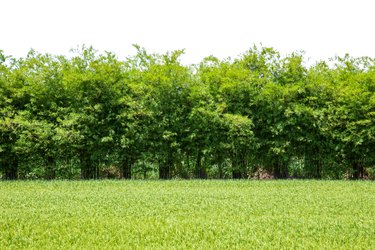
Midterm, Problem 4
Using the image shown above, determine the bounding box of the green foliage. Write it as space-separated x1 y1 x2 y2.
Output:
1 45 375 179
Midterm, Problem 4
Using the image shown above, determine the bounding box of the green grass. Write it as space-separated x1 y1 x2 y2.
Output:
1 180 374 249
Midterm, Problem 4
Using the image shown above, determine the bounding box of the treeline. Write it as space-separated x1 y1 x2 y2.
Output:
1 45 375 180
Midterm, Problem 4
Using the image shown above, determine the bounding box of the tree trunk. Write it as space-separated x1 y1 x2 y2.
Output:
159 152 172 179
273 163 280 179
195 150 207 179
120 158 132 179
281 163 288 178
273 162 288 179
350 162 363 180
159 163 170 179
80 151 96 179
218 162 224 179
216 154 225 179
312 154 322 179
315 158 322 179
45 156 56 180
304 148 323 179
3 155 18 180
232 158 242 179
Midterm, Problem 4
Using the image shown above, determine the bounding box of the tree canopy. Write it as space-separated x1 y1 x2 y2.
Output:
1 46 375 180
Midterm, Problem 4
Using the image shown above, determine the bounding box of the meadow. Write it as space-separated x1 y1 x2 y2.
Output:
0 180 374 249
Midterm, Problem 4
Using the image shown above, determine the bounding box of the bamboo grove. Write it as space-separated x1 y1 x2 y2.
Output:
1 45 375 180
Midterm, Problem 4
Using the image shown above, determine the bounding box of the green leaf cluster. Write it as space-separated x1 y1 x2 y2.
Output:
1 46 375 179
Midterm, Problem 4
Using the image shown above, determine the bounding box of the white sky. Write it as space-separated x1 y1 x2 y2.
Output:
2 0 375 65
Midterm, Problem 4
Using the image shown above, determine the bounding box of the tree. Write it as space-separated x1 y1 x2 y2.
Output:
129 46 193 179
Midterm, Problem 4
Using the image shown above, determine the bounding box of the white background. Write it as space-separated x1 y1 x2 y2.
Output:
2 0 375 65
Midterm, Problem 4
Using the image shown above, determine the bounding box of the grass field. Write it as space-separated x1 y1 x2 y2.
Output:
0 180 374 249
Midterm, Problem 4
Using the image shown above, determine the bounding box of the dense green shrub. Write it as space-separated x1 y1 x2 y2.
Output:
1 46 375 179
